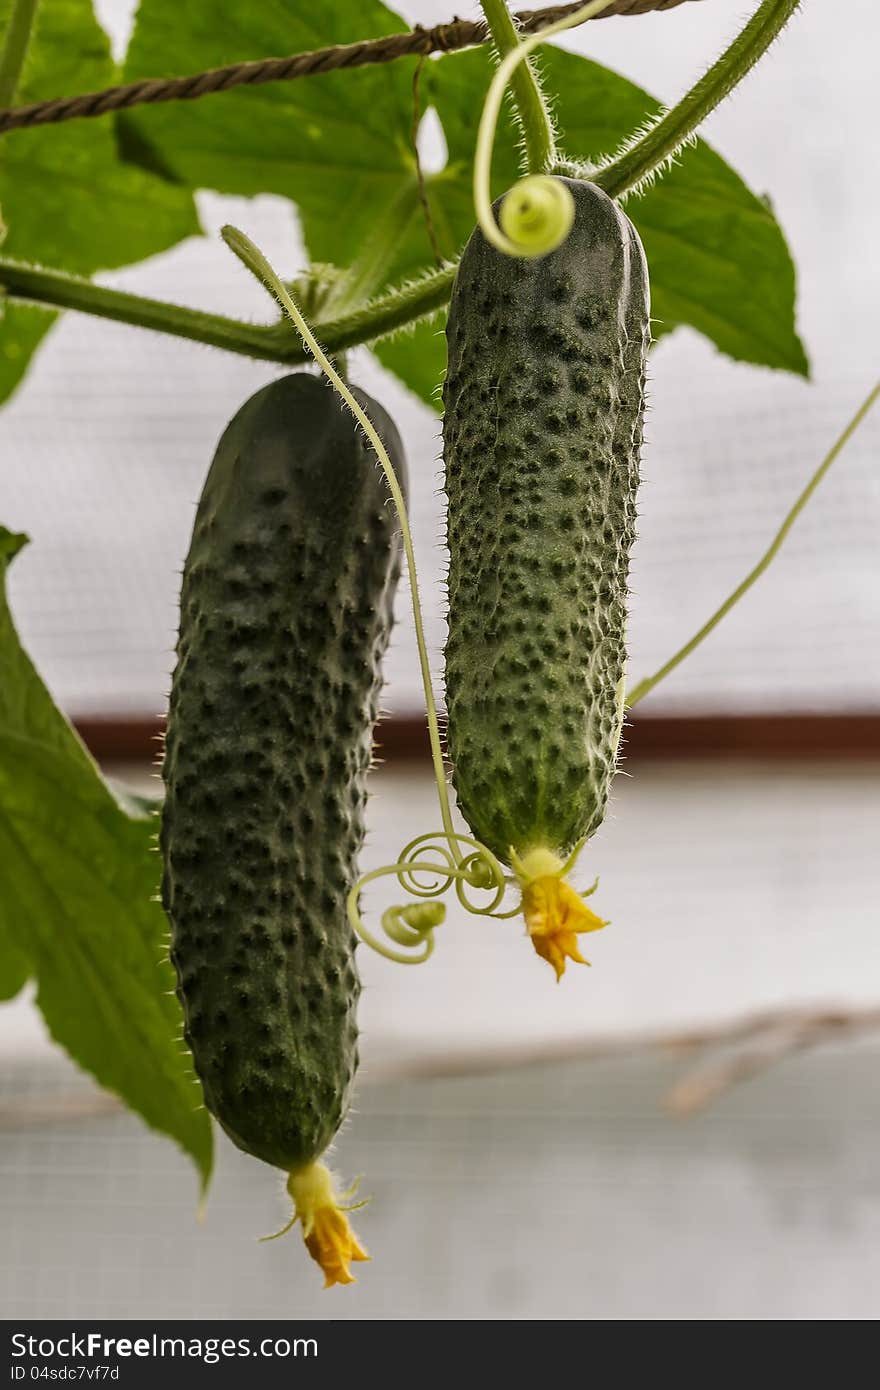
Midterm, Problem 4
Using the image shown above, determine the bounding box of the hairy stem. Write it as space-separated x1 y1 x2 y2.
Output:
594 0 802 200
480 0 556 173
626 381 880 708
0 255 455 364
0 0 40 106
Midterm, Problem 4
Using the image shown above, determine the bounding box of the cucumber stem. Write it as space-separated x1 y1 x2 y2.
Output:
0 0 40 107
626 380 880 708
479 0 557 175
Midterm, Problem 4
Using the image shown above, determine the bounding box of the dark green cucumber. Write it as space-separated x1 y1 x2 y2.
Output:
161 373 406 1172
443 178 649 865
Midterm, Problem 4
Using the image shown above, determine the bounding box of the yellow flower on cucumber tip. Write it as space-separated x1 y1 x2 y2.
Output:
263 1161 369 1288
512 846 607 982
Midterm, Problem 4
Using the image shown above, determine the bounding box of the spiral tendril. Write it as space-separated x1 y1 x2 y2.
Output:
498 175 575 256
347 830 520 964
473 0 613 258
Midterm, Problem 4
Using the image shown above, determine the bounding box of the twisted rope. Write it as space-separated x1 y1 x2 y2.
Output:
0 0 700 135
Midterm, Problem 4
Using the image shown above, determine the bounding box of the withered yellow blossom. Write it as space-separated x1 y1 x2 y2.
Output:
264 1161 369 1288
513 847 607 981
288 1163 368 1287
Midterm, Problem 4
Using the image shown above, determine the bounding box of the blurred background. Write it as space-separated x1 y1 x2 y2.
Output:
1 0 879 1319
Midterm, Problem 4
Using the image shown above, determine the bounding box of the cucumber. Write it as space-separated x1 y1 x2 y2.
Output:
161 372 405 1186
443 178 649 868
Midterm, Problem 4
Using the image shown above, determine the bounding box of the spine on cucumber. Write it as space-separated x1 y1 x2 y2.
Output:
161 372 406 1175
443 178 649 865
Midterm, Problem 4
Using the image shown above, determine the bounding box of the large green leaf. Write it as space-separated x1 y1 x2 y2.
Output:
119 0 437 285
118 0 528 376
0 0 200 402
537 45 808 376
0 528 212 1188
119 3 806 404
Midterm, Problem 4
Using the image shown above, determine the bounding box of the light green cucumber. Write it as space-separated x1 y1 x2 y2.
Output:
443 177 649 865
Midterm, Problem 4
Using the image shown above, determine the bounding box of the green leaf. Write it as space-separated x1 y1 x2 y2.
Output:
118 1 510 402
116 0 527 408
0 0 200 403
0 301 53 412
119 7 805 401
119 1 436 289
538 46 809 376
0 528 212 1189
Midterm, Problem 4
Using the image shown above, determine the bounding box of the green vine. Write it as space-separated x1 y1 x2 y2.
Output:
479 0 557 174
0 0 40 106
0 255 455 365
474 1 612 257
626 380 880 707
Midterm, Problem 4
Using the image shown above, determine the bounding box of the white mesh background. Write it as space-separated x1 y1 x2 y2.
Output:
2 1040 880 1320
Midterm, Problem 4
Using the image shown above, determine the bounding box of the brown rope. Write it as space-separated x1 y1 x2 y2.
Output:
0 0 699 136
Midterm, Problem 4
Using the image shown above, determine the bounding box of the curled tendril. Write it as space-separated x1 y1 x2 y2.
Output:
498 175 575 257
348 831 519 965
473 0 612 258
394 834 459 898
378 903 445 964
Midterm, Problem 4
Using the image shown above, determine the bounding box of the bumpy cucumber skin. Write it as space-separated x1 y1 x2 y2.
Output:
443 179 649 864
161 374 406 1172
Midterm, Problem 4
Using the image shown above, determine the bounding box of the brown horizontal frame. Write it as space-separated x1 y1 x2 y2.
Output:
74 712 880 766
